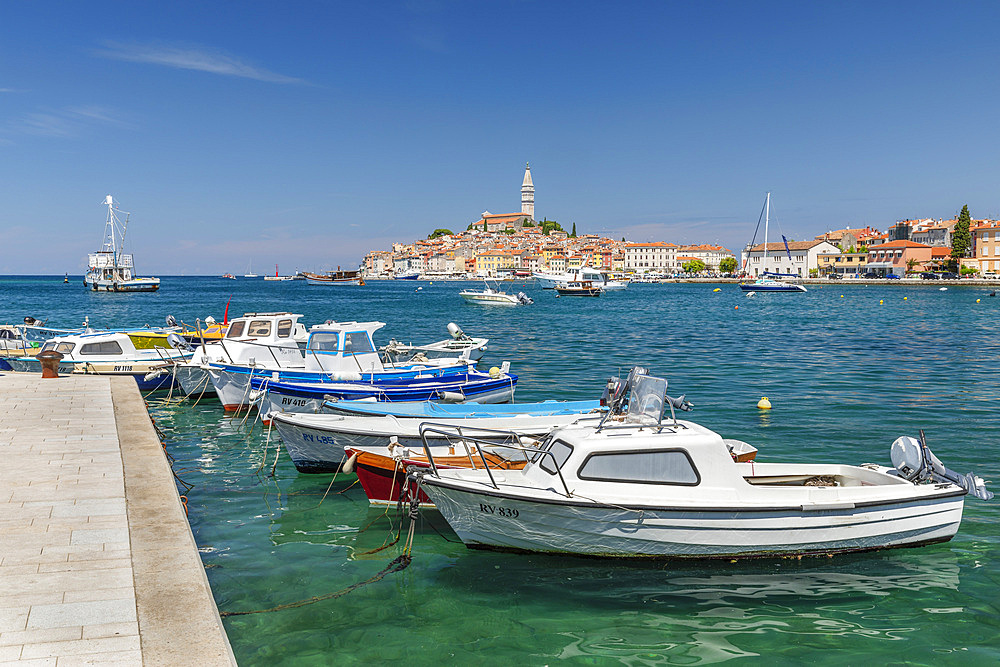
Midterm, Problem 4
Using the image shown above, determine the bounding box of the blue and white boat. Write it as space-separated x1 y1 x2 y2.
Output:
256 369 517 420
202 320 478 411
323 398 602 418
739 275 808 293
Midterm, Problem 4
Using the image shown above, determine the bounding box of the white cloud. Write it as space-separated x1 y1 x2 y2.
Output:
8 106 123 138
96 41 308 85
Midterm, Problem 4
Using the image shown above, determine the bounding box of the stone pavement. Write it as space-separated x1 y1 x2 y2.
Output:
0 373 235 665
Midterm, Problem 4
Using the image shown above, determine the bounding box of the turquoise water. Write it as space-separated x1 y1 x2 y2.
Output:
2 276 999 664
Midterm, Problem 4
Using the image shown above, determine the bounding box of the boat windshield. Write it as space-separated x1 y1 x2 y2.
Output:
41 342 76 355
343 331 375 355
226 321 246 338
626 375 668 426
276 319 293 338
247 320 271 337
307 332 341 352
79 341 123 356
537 439 573 475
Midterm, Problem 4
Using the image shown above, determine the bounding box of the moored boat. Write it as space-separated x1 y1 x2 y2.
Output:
303 268 365 286
379 323 488 364
84 195 160 292
555 280 602 296
459 281 532 305
411 368 992 559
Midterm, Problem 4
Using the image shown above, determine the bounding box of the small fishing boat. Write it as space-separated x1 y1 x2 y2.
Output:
534 267 626 290
221 274 236 280
394 270 420 280
379 323 488 364
7 330 191 390
303 268 365 286
459 281 532 305
323 398 603 418
272 409 586 473
256 368 517 421
555 280 602 296
346 441 530 506
411 368 992 559
84 195 160 292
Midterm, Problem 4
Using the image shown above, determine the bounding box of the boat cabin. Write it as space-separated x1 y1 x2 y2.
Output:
193 313 306 366
37 331 188 363
303 321 388 373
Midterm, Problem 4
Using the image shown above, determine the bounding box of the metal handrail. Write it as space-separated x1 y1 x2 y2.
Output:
417 424 571 496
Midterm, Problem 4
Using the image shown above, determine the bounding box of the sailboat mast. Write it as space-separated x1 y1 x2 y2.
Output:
763 192 770 276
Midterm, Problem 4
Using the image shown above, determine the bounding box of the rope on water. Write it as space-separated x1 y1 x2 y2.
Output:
218 554 412 617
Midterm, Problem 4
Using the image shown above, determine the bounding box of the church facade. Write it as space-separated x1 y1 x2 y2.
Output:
471 163 536 231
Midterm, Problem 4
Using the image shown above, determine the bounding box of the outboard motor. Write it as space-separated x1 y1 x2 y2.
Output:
517 292 534 305
165 314 178 328
447 322 467 340
890 431 994 501
166 333 194 351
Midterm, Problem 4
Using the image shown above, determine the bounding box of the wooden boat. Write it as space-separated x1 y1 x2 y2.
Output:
346 442 529 506
555 280 602 296
303 269 365 286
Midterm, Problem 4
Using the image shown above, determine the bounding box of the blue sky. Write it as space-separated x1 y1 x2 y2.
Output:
3 1 1000 274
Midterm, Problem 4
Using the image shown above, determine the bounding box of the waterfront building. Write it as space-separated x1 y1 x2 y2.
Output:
816 251 869 276
971 221 1000 274
675 244 735 270
624 242 679 274
814 227 878 250
741 240 838 277
864 240 933 277
911 220 955 247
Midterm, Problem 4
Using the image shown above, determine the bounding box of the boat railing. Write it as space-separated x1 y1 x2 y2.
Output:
417 424 572 495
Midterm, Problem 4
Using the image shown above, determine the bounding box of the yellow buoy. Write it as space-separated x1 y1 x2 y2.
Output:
977 298 981 303
879 300 883 305
903 296 907 300
489 366 501 378
757 397 772 410
713 288 721 292
840 295 844 298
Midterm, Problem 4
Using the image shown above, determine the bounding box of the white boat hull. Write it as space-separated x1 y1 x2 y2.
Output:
173 364 215 397
421 479 965 558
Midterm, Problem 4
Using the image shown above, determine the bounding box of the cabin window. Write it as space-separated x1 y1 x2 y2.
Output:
79 341 123 356
538 439 573 475
276 320 293 338
247 320 271 337
343 331 375 355
0 329 15 340
42 342 76 355
226 321 246 338
308 332 341 352
578 449 700 486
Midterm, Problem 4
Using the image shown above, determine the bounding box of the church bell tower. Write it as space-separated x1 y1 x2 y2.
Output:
521 162 534 220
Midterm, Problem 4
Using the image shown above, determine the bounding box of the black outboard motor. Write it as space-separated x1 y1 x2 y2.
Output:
890 430 994 501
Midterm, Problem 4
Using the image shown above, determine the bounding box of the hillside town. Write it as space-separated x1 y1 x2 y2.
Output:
360 165 997 280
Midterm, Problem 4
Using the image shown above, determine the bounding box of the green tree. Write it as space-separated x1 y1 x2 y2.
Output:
483 220 488 232
522 219 534 227
428 228 453 239
719 257 737 274
905 258 919 275
570 222 577 237
682 259 706 273
541 219 564 235
952 204 972 260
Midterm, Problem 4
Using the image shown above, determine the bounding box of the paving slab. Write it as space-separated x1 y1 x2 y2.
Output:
0 374 235 665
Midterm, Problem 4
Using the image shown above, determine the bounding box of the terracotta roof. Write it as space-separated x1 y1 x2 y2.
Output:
930 247 952 258
625 242 678 248
748 240 831 252
869 240 931 249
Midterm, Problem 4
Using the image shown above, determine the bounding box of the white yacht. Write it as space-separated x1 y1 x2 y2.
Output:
459 281 532 305
533 267 626 290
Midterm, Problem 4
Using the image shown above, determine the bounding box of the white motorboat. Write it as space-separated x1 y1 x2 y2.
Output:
459 281 532 305
172 313 308 397
380 322 487 364
533 267 626 290
271 410 600 473
84 195 160 292
412 369 992 559
7 330 190 390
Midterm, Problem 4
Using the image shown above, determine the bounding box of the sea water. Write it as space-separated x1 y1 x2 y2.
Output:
2 276 998 664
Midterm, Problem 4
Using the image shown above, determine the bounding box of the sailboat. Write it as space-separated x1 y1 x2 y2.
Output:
739 193 807 293
84 195 160 292
244 260 258 278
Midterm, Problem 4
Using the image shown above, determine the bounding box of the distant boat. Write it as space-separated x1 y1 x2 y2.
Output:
221 273 236 280
244 260 258 278
303 268 365 286
555 280 602 296
394 269 420 280
459 280 532 305
739 193 807 293
265 264 294 281
84 195 160 292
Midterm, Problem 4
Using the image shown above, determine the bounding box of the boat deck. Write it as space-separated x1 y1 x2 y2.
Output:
0 373 234 664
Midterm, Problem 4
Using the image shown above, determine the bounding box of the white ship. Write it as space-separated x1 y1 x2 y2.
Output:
84 195 160 292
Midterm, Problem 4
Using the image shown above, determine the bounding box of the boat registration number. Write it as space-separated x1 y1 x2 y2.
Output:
302 433 336 445
479 503 519 518
114 365 133 372
281 398 308 407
